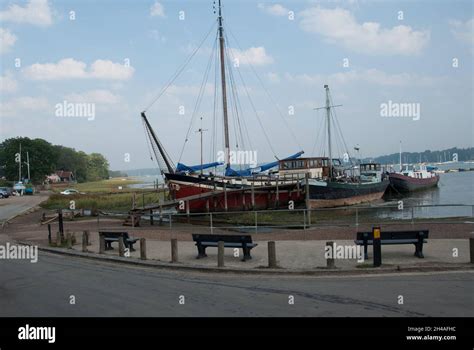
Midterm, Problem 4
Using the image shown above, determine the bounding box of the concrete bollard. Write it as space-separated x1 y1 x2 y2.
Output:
217 241 225 267
140 238 147 260
171 238 178 263
118 236 125 257
470 234 474 264
326 241 335 269
99 233 105 254
82 231 88 252
56 231 62 247
268 241 277 268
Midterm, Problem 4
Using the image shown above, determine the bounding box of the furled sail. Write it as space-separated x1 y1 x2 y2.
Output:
176 162 223 173
225 151 304 177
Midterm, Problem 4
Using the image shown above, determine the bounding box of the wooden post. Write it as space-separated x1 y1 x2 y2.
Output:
58 209 64 240
118 236 125 257
82 231 88 252
305 173 310 210
150 209 154 226
47 224 52 245
140 238 147 260
268 241 277 268
326 241 335 269
217 241 225 267
66 231 72 249
171 238 178 263
56 231 61 247
99 233 105 254
159 205 163 225
210 213 214 234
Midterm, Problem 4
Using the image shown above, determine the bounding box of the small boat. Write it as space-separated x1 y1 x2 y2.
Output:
389 165 439 192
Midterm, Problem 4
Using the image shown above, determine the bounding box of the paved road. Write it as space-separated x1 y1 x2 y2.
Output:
0 194 47 223
0 251 472 317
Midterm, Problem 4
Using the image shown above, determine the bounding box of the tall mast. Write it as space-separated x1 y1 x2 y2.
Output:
217 0 231 169
325 85 332 177
195 116 208 175
18 143 21 182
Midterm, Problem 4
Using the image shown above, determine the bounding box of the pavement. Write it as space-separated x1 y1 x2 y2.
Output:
56 232 472 271
0 193 48 225
0 251 472 317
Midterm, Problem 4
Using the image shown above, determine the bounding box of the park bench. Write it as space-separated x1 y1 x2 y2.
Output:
192 234 257 261
99 231 138 251
355 229 429 259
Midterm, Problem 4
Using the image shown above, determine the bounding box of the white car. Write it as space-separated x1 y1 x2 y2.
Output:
60 189 84 195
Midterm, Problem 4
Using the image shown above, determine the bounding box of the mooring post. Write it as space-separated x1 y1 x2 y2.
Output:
268 241 277 268
47 224 52 245
217 241 225 267
118 236 125 257
56 231 61 247
326 241 335 269
99 233 105 254
82 231 88 252
140 238 147 260
171 238 178 263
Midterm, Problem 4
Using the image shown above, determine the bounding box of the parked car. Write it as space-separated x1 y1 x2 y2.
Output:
0 187 12 198
60 189 84 195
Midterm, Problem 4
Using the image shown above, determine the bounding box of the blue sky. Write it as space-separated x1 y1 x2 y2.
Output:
0 0 473 171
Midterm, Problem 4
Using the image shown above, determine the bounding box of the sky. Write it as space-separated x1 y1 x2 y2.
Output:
0 0 473 172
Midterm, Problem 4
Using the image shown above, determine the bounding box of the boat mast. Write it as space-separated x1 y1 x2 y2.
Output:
217 0 231 169
399 141 402 172
325 85 332 177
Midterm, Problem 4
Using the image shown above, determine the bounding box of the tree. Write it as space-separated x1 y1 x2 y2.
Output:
86 153 109 181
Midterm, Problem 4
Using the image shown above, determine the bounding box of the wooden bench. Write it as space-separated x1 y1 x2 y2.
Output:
99 231 138 251
192 234 257 261
355 230 429 259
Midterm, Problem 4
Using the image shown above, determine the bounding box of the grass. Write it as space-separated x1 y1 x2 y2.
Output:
42 178 167 212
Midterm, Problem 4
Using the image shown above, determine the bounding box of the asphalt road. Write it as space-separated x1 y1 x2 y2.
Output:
0 194 47 223
0 252 472 317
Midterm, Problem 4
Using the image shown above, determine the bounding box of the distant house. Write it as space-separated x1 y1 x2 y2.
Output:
46 171 75 183
56 170 75 182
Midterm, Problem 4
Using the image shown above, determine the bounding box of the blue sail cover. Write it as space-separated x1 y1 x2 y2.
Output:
176 161 223 173
225 151 304 177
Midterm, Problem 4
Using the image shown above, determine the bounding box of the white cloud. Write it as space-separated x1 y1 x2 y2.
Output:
150 2 165 17
285 69 441 87
64 90 120 104
0 72 18 93
22 58 135 80
449 18 474 51
0 28 17 54
267 72 281 83
258 3 289 17
229 47 274 66
299 7 430 55
0 0 53 27
0 96 50 117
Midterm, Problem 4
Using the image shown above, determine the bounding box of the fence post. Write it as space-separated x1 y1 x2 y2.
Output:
99 233 105 254
171 238 178 263
217 241 224 267
140 238 147 260
268 241 277 268
373 227 382 267
150 210 154 226
47 224 52 245
326 241 335 269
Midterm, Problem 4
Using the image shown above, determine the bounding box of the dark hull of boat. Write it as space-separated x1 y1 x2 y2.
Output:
308 179 389 208
388 173 439 192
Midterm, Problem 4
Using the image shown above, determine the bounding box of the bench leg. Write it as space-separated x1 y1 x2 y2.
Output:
196 244 207 259
414 242 424 258
242 247 252 261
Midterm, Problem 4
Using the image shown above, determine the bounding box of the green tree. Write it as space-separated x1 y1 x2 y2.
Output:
86 153 109 181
